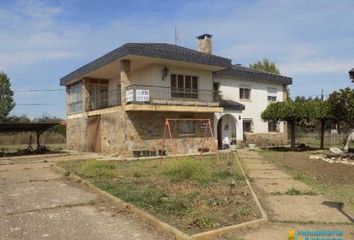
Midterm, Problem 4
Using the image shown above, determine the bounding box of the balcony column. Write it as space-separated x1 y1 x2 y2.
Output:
82 78 91 113
120 59 131 106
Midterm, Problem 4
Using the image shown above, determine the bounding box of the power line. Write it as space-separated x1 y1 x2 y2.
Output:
16 103 59 106
13 88 65 93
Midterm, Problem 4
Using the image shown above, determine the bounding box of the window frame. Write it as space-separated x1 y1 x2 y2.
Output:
268 120 279 132
170 74 199 99
242 118 253 133
239 86 251 100
267 87 278 102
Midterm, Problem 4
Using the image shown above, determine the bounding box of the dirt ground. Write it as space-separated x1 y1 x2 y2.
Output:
0 154 169 240
261 151 354 183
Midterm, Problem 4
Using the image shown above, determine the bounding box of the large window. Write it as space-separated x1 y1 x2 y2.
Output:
268 120 278 132
240 87 251 100
171 74 198 99
178 121 195 135
67 82 83 114
243 119 253 133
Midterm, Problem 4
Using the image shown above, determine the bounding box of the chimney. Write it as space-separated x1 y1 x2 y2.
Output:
196 34 213 55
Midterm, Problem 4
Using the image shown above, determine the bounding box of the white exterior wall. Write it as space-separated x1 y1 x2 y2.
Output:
214 77 286 134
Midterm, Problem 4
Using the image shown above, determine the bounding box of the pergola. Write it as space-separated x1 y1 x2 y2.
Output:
0 122 61 149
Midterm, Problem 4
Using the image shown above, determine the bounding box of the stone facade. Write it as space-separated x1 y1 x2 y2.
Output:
66 116 88 152
244 132 288 146
67 110 216 157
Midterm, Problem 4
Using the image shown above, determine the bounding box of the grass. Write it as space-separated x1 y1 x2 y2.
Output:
58 153 261 234
259 150 354 214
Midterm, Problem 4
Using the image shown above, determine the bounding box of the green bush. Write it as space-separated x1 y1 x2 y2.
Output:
78 160 115 178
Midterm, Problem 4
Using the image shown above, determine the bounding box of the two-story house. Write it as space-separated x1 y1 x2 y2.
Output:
60 34 292 156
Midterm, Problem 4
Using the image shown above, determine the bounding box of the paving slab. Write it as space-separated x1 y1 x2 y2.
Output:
0 205 168 240
266 195 351 223
0 168 62 184
253 178 313 194
244 163 278 170
0 180 97 214
247 169 291 179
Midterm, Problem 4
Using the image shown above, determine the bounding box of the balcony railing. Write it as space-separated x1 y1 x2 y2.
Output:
90 88 121 111
125 84 220 106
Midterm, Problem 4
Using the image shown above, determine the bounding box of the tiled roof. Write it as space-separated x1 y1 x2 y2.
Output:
60 43 231 85
213 64 292 85
220 99 245 110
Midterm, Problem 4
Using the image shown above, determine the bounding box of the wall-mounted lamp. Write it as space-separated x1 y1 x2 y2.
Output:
161 66 169 80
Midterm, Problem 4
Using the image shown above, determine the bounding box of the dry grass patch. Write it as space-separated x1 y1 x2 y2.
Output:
58 153 261 234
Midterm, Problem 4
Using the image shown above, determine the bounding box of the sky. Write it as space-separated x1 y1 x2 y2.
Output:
1 0 354 119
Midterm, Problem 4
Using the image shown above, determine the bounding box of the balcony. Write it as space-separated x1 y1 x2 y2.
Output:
124 84 223 112
90 88 121 111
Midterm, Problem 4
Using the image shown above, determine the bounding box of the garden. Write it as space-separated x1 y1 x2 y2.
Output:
58 153 262 234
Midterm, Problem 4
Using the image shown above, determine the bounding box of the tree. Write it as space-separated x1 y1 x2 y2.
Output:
0 72 15 121
249 58 280 74
305 100 332 149
261 101 307 151
327 88 354 131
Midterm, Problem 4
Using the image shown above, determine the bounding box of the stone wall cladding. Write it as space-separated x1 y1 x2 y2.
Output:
100 110 216 157
244 133 288 146
66 117 88 152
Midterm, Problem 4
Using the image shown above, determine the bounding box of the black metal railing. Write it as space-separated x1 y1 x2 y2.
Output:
125 84 220 106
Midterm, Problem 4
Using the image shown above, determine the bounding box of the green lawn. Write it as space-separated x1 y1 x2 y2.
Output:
58 153 261 234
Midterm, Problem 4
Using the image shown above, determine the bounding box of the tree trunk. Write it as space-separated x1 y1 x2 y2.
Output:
320 119 325 149
290 121 296 151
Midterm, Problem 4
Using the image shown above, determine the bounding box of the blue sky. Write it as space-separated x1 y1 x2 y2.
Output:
1 0 354 119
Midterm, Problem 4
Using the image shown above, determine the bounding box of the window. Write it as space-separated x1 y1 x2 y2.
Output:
240 87 251 100
178 121 195 135
268 120 278 132
90 84 109 110
67 81 83 114
243 119 253 132
267 87 277 102
171 74 198 99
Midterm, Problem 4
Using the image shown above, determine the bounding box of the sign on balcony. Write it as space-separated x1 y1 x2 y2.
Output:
136 89 150 102
126 89 134 103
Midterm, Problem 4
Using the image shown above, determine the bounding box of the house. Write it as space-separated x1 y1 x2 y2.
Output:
60 34 292 156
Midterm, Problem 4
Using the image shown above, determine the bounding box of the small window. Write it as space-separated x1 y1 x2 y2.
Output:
268 121 278 132
267 96 277 102
240 88 251 100
267 88 277 102
243 119 253 132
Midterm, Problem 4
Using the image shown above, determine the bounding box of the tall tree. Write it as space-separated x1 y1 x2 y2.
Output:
0 71 15 121
249 58 280 74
